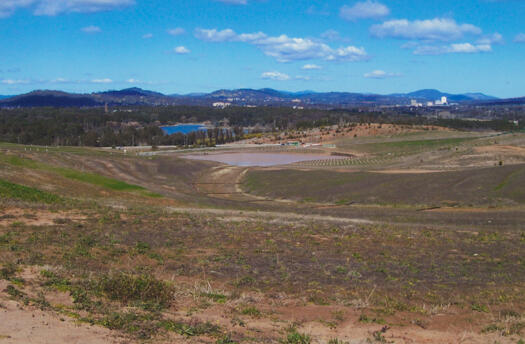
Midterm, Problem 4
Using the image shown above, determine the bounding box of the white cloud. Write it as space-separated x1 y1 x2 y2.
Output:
91 78 113 83
320 29 342 41
261 71 290 81
167 28 185 36
371 18 481 41
364 70 400 79
126 78 139 83
215 0 247 4
142 33 153 39
0 0 34 18
174 46 190 54
327 46 368 61
0 0 134 17
302 64 322 70
36 0 134 16
414 43 492 55
306 4 330 16
294 75 311 81
195 28 369 62
50 78 70 83
81 25 101 33
340 1 389 21
195 28 238 42
1 79 30 85
477 32 503 45
514 33 525 43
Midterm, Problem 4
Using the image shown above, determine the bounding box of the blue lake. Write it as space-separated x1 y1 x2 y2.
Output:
161 124 208 135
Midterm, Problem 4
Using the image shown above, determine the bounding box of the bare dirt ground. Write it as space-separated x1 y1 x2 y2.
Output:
475 145 525 155
0 282 122 344
242 124 448 145
0 265 518 344
1 132 525 344
0 208 87 226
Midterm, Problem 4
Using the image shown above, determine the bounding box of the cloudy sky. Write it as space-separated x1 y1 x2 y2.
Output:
1 0 524 97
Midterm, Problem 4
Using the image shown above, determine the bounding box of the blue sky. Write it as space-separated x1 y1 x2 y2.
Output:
0 0 524 97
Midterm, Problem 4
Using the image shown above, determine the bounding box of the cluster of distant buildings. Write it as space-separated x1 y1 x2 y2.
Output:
410 96 448 107
212 99 304 109
212 102 232 109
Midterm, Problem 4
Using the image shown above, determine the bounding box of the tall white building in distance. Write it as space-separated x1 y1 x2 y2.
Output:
434 96 448 106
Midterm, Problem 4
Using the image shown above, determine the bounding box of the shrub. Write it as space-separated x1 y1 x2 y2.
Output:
98 273 174 308
0 263 17 280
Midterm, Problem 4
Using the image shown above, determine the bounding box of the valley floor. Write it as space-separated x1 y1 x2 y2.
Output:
1 127 524 343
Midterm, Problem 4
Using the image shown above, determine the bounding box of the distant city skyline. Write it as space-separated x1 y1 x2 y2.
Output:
1 0 524 97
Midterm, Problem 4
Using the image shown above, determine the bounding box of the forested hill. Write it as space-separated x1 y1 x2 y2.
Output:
0 106 521 148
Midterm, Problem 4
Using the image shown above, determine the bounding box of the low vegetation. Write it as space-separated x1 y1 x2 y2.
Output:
0 179 61 204
1 130 524 343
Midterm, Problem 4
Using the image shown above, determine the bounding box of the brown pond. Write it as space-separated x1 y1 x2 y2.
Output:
183 153 344 167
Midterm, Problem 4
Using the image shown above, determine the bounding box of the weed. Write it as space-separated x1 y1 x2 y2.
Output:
241 306 261 317
234 276 255 287
4 285 25 299
501 309 521 318
471 303 489 313
335 266 348 274
135 242 150 254
332 310 345 322
0 263 17 280
359 314 385 325
509 323 525 336
160 320 221 337
282 330 311 344
40 270 71 291
482 322 525 336
202 292 227 303
99 312 158 339
370 326 391 343
328 339 348 344
34 291 51 310
482 324 505 334
216 334 239 344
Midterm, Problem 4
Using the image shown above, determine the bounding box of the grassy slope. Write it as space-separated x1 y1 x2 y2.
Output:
243 164 525 207
0 154 161 197
0 179 62 204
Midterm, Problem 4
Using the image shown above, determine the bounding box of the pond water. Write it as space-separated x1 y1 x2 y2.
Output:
183 153 344 167
161 124 207 135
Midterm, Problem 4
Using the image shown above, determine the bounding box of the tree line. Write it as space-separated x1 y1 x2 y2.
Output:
0 105 523 147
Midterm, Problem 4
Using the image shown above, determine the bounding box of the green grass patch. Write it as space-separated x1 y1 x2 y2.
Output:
57 168 143 192
0 154 160 197
352 137 476 155
202 292 228 303
494 167 525 191
377 137 471 148
0 179 62 204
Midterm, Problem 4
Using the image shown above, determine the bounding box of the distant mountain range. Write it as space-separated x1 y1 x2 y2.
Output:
0 87 514 109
